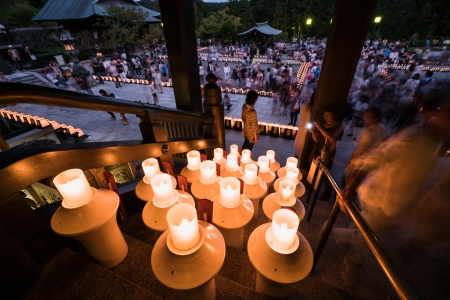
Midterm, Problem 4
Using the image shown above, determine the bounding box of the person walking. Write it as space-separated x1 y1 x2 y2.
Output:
107 59 121 88
288 90 301 126
109 93 129 125
153 69 163 93
241 90 260 151
99 89 116 120
90 59 104 84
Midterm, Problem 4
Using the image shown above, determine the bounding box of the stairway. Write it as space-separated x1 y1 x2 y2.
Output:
9 72 56 88
22 196 373 300
29 158 450 300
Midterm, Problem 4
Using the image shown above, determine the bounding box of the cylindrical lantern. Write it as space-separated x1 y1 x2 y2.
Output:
286 157 298 169
226 153 239 171
230 144 239 156
266 150 276 163
243 163 258 184
285 166 299 183
219 177 241 208
276 179 296 206
166 203 200 250
241 149 252 164
142 158 160 183
151 174 177 207
213 148 225 163
258 156 270 173
269 209 300 253
187 150 201 170
199 160 217 184
54 169 93 208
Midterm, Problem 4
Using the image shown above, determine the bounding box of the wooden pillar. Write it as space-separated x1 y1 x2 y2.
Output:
159 0 203 113
299 0 377 170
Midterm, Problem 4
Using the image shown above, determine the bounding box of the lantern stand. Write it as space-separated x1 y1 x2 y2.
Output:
262 179 305 222
247 223 313 298
191 161 221 201
273 178 306 198
242 164 268 219
141 174 195 232
212 177 254 251
51 169 128 268
151 205 226 300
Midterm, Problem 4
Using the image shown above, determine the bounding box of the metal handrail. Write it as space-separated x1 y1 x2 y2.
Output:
313 158 423 300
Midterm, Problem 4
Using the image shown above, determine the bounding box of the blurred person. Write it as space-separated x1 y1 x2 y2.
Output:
116 59 126 82
417 70 435 94
278 81 291 116
0 72 11 81
309 107 343 200
109 93 129 125
90 59 104 84
223 63 230 82
343 107 386 188
223 93 232 110
294 86 316 158
7 45 23 71
288 90 301 126
333 97 450 266
241 90 260 151
149 82 158 104
160 61 167 82
347 95 369 137
153 69 163 93
99 89 116 120
107 59 121 88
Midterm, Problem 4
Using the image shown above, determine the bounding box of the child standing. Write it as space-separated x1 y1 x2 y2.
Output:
150 83 158 105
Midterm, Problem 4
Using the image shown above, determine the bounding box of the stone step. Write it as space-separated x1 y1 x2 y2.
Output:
117 212 360 299
21 248 162 300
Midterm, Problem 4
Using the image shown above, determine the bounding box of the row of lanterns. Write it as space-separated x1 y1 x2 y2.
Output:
295 62 310 90
200 52 303 62
424 61 450 66
50 146 312 299
0 109 87 139
392 65 450 72
224 116 299 139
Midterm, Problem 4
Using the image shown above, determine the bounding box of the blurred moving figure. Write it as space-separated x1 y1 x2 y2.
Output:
332 97 450 267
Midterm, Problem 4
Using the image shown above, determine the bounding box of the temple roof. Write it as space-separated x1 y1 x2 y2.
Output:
237 21 282 37
32 0 160 23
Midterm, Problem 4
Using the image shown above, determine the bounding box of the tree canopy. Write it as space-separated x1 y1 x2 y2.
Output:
198 7 241 43
95 4 150 55
0 0 50 28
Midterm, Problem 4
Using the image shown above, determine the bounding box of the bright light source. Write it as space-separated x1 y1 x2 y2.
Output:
306 18 312 25
374 16 381 23
306 122 313 129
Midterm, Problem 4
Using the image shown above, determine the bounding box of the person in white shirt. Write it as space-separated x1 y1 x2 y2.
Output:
199 65 205 85
223 63 230 82
149 83 158 104
153 69 162 93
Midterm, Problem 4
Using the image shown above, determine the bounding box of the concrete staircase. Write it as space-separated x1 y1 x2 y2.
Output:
8 71 57 88
21 196 378 300
19 175 450 299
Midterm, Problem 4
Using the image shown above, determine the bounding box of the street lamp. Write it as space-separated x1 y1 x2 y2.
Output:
372 16 382 39
306 18 312 38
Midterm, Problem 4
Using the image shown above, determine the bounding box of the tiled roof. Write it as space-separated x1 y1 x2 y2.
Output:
237 21 282 37
32 0 160 22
